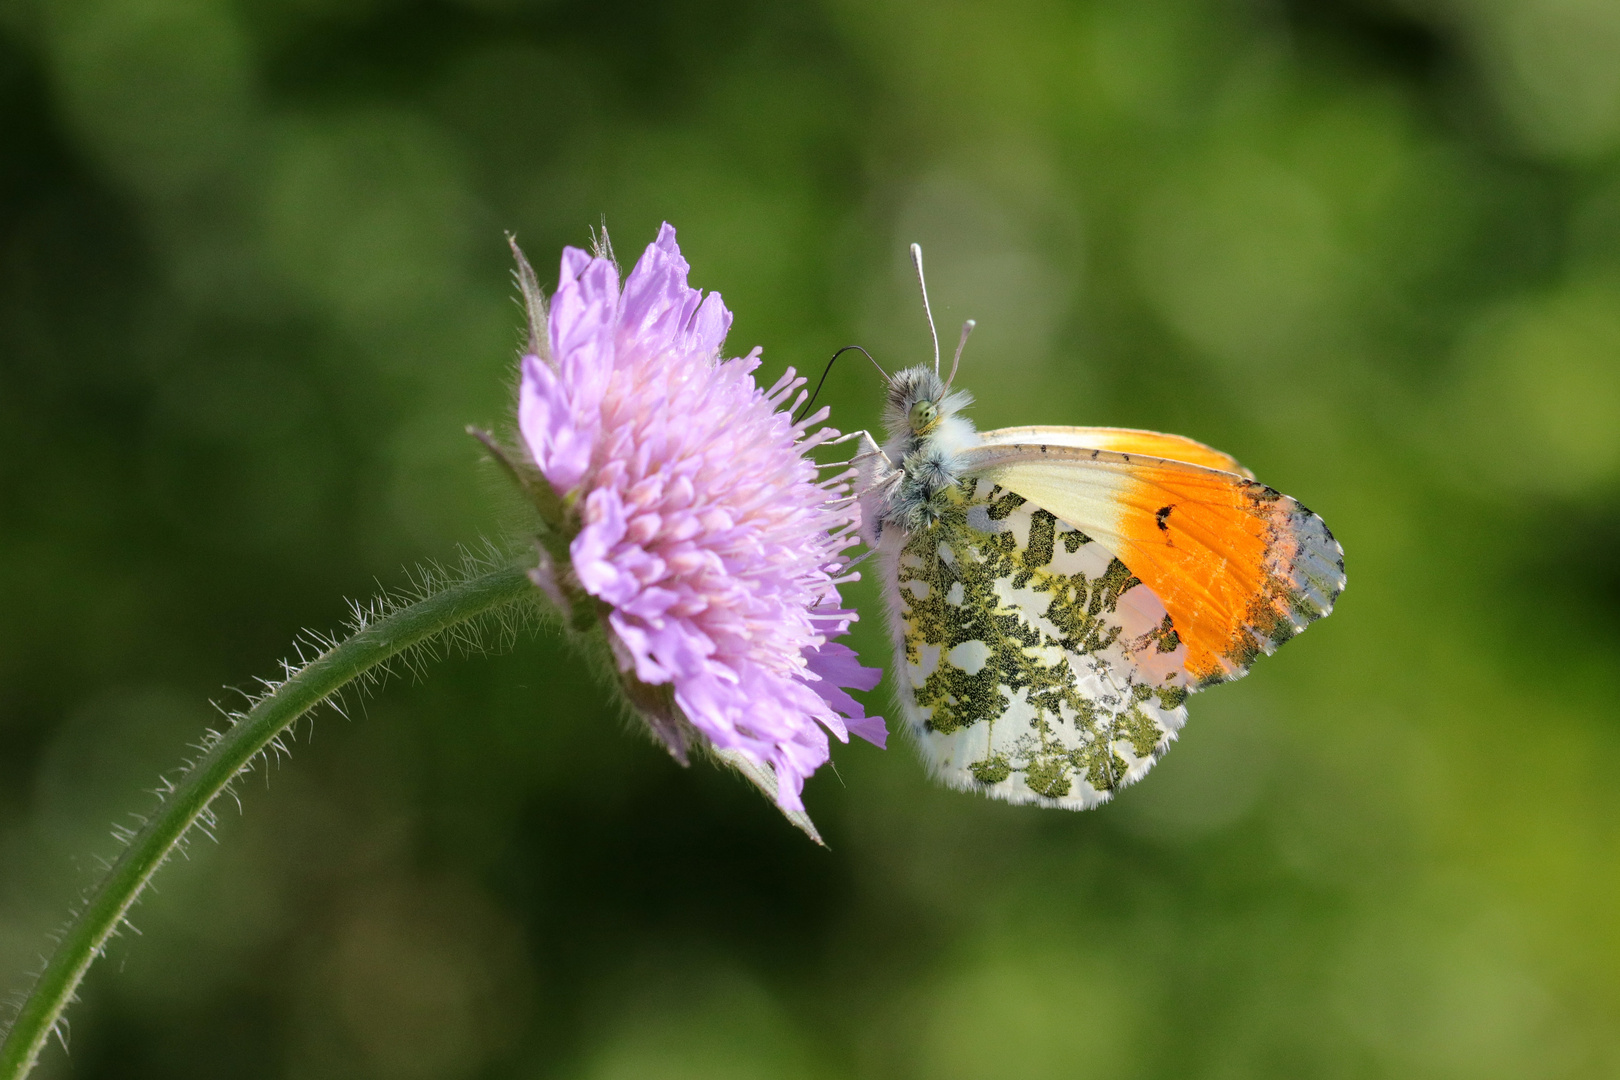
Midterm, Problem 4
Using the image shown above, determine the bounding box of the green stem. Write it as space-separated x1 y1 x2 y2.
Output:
0 561 536 1080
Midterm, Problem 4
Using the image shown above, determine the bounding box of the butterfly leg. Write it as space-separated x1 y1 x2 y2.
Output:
843 431 903 546
823 428 890 462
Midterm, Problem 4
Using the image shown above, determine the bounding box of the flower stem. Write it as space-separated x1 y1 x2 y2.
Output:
0 560 536 1080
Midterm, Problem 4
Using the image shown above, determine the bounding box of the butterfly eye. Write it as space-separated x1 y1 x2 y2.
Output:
908 400 939 432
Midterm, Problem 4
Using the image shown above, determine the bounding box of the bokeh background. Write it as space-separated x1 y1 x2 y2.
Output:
3 0 1620 1075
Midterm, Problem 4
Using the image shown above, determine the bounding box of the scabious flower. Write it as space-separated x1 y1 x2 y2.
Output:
517 223 883 814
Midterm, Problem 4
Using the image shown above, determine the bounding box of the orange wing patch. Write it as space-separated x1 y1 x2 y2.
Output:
1110 464 1339 683
964 445 1344 686
977 426 1254 477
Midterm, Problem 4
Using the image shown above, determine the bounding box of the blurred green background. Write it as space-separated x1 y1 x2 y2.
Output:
3 0 1619 1076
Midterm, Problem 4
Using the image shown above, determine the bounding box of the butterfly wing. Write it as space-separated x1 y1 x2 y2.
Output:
878 477 1194 809
977 425 1255 477
959 442 1345 686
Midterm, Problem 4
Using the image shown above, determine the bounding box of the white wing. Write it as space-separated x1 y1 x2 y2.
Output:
878 476 1191 809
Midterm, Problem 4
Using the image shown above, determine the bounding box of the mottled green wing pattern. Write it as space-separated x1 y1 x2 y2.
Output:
883 477 1193 808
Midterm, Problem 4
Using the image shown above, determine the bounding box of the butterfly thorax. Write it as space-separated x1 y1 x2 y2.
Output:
874 365 979 534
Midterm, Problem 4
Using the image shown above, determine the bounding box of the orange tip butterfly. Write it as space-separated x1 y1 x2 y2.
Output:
848 244 1345 809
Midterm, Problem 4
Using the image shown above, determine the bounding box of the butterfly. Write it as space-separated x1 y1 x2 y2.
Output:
850 246 1345 809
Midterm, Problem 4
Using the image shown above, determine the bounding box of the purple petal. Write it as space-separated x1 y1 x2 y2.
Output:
611 610 714 686
538 248 619 492
558 245 592 281
843 715 888 749
571 489 634 602
803 640 886 748
519 354 592 493
673 668 832 814
551 248 619 371
684 290 733 357
806 639 882 693
618 223 731 361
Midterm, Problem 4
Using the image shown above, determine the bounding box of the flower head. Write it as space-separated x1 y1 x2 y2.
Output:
517 224 882 815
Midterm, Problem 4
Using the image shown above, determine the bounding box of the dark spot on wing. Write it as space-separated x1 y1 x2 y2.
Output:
1155 505 1173 531
986 489 1027 521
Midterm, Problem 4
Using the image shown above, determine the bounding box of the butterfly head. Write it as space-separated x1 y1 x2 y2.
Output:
888 245 978 447
884 366 964 434
908 397 939 433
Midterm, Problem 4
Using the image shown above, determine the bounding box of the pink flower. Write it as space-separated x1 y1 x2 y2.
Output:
518 223 883 814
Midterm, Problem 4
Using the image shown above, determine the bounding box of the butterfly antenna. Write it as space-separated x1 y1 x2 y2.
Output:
910 243 941 376
943 319 975 394
794 345 891 423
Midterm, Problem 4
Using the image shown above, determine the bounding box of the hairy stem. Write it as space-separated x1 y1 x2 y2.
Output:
0 560 536 1080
